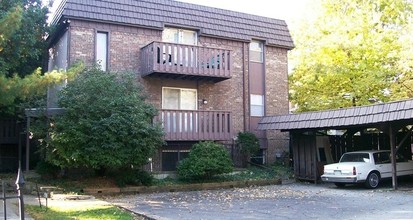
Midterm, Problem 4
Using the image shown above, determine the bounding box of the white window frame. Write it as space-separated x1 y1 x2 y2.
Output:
162 87 198 110
250 94 264 117
162 27 198 45
96 31 108 71
249 40 263 63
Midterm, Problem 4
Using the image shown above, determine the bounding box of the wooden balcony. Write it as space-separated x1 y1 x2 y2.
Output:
155 109 232 141
140 42 231 83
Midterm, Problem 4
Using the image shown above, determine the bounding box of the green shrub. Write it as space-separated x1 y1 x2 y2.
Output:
35 161 61 178
236 132 260 155
271 163 294 179
114 169 153 187
177 141 233 180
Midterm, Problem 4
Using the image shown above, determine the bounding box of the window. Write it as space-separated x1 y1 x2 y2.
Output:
162 149 190 171
340 153 370 163
374 153 390 164
162 87 197 110
96 32 108 71
251 94 264 117
249 40 263 63
162 28 197 67
162 27 197 45
251 149 266 165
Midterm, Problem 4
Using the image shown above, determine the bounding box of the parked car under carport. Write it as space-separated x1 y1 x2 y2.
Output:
321 150 413 188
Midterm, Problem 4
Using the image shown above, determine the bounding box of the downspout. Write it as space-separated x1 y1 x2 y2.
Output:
67 23 71 69
263 45 268 164
243 42 248 132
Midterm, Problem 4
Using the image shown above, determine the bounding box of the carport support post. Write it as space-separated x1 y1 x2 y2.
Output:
25 116 30 171
389 124 397 190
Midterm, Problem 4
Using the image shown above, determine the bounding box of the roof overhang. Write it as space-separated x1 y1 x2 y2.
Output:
258 99 413 132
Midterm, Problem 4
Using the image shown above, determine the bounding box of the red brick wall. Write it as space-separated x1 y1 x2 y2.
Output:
64 19 290 169
265 47 290 164
69 20 161 72
198 37 247 136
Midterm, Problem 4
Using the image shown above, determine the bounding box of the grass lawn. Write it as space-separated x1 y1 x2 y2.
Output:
26 204 143 220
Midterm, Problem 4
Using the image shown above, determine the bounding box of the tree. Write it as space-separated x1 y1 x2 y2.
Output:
289 0 413 112
177 141 233 180
46 67 164 171
0 5 22 51
0 64 84 116
0 0 51 77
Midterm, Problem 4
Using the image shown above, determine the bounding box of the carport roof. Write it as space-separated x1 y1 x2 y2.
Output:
258 99 413 131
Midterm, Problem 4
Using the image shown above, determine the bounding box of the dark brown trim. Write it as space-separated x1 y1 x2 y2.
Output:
67 25 71 68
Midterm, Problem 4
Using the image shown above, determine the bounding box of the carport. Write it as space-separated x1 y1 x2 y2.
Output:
258 99 413 189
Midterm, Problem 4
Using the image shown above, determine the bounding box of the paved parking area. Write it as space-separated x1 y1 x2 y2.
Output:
106 179 413 220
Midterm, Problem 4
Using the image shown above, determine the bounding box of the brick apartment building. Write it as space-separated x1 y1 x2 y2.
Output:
47 0 294 171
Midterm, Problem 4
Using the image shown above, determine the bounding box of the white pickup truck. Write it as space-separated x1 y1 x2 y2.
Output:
321 150 413 188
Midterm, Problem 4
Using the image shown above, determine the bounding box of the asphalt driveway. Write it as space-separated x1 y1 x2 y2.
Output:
106 179 413 220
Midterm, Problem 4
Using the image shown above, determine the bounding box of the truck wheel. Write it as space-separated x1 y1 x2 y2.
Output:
365 172 380 189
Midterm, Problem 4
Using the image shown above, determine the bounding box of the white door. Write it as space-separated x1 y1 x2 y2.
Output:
162 28 197 67
162 88 197 132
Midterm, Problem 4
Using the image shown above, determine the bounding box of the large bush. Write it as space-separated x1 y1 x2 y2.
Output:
45 67 164 171
177 141 233 180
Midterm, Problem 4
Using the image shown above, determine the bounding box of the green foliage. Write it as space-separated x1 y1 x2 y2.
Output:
0 63 84 115
271 163 294 179
0 0 52 77
0 0 65 116
0 5 22 50
177 141 233 180
114 169 153 187
236 132 260 155
289 0 413 112
35 160 61 178
46 67 165 170
26 204 136 220
228 167 277 181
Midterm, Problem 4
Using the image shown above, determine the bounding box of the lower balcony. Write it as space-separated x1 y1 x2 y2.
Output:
140 41 232 83
155 109 232 141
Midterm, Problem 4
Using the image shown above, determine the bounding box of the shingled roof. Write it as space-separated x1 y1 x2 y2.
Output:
51 0 294 49
258 99 413 131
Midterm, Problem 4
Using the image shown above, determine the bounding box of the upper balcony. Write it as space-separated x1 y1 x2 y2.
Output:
140 42 232 83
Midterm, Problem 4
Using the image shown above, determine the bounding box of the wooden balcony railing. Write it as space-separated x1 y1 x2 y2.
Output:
155 109 232 141
141 42 231 82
